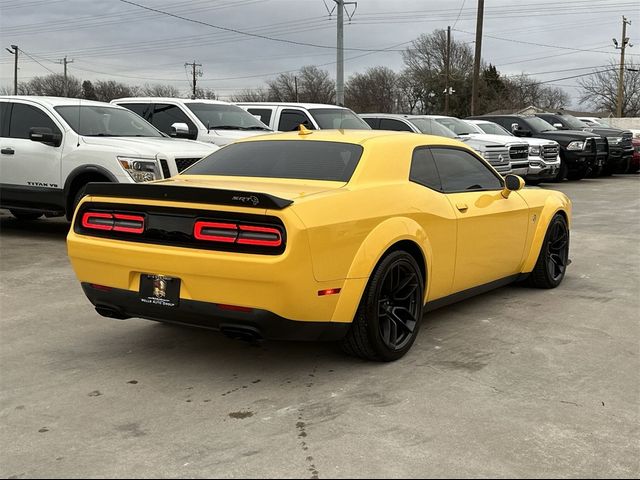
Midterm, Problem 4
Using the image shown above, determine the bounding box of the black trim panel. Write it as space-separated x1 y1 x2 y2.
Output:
81 283 349 342
84 182 294 210
0 184 65 212
425 274 526 312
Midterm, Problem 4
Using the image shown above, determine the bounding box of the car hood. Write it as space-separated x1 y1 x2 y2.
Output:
581 126 630 136
81 136 217 157
467 133 529 146
534 130 598 142
161 175 346 202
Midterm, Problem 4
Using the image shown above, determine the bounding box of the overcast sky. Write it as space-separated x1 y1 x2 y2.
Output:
1 0 638 107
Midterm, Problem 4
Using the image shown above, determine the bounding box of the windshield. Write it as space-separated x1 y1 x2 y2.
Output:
559 114 589 130
477 122 513 136
55 105 162 137
185 140 363 182
594 119 611 127
308 108 371 129
524 116 557 133
407 118 457 138
186 103 270 130
433 116 474 135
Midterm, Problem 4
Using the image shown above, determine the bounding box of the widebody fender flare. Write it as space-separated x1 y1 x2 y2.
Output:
521 193 572 273
330 217 432 323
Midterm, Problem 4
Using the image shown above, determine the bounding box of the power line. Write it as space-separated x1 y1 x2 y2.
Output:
451 0 466 29
18 48 57 75
117 0 405 53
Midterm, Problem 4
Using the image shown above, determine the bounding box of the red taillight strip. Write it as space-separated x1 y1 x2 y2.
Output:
237 225 282 247
113 213 145 234
81 211 145 234
194 221 238 243
82 212 113 231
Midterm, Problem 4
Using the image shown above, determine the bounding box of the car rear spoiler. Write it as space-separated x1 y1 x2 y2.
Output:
84 182 293 210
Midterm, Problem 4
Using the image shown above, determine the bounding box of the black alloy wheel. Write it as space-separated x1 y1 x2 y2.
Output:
528 214 570 289
342 250 424 361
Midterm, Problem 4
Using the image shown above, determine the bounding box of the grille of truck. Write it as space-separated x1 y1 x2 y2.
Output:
482 146 512 174
622 132 633 152
159 159 171 178
542 144 559 162
508 144 529 168
175 157 202 173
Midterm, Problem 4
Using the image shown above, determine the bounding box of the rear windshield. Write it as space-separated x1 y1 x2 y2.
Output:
184 140 363 182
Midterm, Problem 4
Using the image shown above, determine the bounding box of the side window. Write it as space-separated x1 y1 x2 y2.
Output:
410 147 441 191
150 103 195 136
9 103 60 139
246 108 272 126
362 117 380 129
0 102 8 136
431 147 502 192
119 103 150 120
278 109 314 131
380 118 413 132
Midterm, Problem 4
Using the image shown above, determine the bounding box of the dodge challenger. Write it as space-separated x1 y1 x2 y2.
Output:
67 129 571 361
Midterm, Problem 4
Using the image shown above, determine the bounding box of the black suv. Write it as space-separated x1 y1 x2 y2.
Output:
468 114 606 181
535 112 633 176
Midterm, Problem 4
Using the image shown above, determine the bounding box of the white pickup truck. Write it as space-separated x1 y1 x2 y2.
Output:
0 96 217 220
112 97 272 146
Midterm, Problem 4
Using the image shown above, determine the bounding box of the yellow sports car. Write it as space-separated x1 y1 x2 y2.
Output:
67 129 571 361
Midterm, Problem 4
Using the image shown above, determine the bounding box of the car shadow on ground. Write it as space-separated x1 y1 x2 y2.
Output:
0 215 70 240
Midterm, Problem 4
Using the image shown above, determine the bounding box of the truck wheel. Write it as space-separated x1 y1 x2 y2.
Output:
528 214 569 289
552 160 568 182
341 250 424 362
9 210 43 221
567 166 587 181
71 185 88 216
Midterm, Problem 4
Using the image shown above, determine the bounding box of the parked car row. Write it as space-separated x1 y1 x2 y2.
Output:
0 95 636 222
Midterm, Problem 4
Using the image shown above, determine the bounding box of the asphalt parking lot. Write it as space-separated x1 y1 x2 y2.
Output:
1 176 638 479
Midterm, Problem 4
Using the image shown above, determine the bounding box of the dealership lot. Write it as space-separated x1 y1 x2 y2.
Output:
0 176 638 478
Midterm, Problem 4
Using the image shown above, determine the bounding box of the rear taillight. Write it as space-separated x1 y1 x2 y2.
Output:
81 211 145 234
194 220 282 248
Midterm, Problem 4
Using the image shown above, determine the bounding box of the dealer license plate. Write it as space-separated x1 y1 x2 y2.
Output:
139 274 181 307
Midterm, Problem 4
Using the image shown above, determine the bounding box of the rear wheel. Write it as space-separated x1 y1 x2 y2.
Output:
341 250 424 361
528 214 570 289
9 209 43 221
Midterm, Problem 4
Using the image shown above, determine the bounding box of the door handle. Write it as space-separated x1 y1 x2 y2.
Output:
1 148 14 155
456 202 468 212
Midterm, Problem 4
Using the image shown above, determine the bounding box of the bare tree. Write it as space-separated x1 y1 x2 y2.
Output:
141 83 181 97
92 80 140 102
579 59 640 117
23 73 82 97
396 69 426 114
402 29 474 116
193 87 218 100
229 88 270 102
267 65 335 104
345 66 397 113
499 74 569 112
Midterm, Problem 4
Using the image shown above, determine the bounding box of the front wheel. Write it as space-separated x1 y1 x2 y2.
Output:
528 214 570 289
341 250 424 361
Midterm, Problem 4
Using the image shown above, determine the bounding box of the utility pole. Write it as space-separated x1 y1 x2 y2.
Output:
445 26 451 115
57 56 74 97
5 45 18 95
332 0 357 106
294 76 299 102
614 16 632 117
470 0 484 116
185 61 202 99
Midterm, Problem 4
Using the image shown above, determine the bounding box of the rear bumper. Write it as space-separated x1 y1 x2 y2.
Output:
82 283 349 341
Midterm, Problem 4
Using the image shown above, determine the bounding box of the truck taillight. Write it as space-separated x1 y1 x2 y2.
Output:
193 220 282 248
81 211 145 234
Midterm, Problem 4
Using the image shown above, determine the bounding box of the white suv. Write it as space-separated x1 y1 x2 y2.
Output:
112 97 272 146
0 96 217 220
237 102 371 131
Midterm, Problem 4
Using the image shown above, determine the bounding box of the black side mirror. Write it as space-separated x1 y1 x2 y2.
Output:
502 174 525 198
512 129 532 137
29 127 62 147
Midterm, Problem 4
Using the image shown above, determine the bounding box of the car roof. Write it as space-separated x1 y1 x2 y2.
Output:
112 97 233 105
359 113 412 120
0 95 124 109
236 128 464 148
237 102 351 110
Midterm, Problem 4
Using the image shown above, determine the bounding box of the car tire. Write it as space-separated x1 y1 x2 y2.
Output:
528 214 570 289
341 250 424 361
567 166 587 181
526 179 542 186
9 209 43 221
71 185 88 216
552 159 568 182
